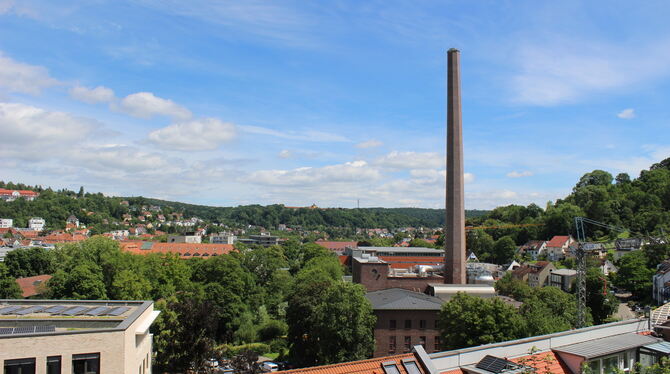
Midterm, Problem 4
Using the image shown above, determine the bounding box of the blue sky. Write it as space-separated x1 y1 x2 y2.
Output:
1 0 669 209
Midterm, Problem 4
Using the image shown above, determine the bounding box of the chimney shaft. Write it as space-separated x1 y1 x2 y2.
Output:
445 48 466 284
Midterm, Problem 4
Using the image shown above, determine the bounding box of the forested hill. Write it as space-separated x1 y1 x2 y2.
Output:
0 181 486 230
124 196 489 228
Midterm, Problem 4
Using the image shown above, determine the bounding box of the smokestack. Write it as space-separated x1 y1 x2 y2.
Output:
445 48 466 284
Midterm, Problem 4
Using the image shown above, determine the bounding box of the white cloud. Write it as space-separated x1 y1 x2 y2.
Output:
239 125 349 142
73 145 171 173
116 92 192 120
376 151 442 169
278 150 292 159
617 108 635 119
148 118 236 151
0 102 97 159
506 170 533 178
0 52 59 94
243 160 381 186
409 169 474 183
356 139 383 148
511 39 670 106
70 85 116 104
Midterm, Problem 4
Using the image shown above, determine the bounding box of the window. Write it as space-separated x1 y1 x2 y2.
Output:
419 320 426 329
603 356 619 374
382 364 400 374
389 336 396 353
434 319 439 329
402 360 422 374
389 319 397 329
47 356 61 374
404 336 411 352
419 336 426 348
72 353 100 374
404 319 411 329
4 358 36 374
434 336 441 351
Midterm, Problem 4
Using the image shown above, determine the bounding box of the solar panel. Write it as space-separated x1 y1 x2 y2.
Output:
106 306 130 316
0 327 13 335
34 325 56 333
85 306 111 316
43 305 67 314
0 306 23 315
476 356 510 373
13 326 36 334
15 306 46 315
61 306 88 316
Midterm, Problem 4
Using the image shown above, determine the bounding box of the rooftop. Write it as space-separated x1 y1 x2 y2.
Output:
366 288 444 311
281 353 423 374
552 332 659 359
0 299 154 338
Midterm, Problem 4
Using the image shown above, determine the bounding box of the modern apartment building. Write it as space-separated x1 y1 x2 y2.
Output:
0 299 160 374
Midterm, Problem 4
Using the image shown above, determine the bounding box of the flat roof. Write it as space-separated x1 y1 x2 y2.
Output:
0 299 152 338
366 288 443 311
359 247 444 253
552 333 659 359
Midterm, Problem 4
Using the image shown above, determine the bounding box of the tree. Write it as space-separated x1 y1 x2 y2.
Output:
466 230 495 262
111 269 152 300
493 236 517 264
586 268 618 324
46 263 108 300
4 247 56 278
0 262 22 299
438 293 525 350
495 273 533 301
520 287 577 336
613 251 654 300
574 170 613 190
287 281 375 366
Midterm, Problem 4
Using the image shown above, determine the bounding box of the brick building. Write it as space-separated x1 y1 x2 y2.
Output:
365 288 444 357
353 256 443 293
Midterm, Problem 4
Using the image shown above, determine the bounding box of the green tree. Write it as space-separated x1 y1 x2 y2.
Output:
495 273 533 301
111 269 152 300
46 263 108 300
520 287 577 336
0 262 22 299
613 251 654 300
586 268 618 324
493 236 517 264
4 247 56 278
466 230 495 262
438 293 525 350
287 282 375 367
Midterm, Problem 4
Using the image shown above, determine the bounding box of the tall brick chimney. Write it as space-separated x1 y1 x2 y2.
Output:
445 48 466 284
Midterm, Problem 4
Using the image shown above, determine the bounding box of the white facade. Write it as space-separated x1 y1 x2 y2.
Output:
0 219 12 229
28 217 45 231
0 300 159 374
210 233 236 244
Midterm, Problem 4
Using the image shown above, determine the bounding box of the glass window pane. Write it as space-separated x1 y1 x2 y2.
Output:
403 361 422 374
383 364 400 374
589 360 601 374
72 353 100 374
603 356 619 374
4 358 36 374
47 356 61 374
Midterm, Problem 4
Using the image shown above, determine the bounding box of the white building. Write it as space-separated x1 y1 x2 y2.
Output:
0 299 159 374
210 233 236 245
167 234 201 244
0 219 12 229
28 217 45 231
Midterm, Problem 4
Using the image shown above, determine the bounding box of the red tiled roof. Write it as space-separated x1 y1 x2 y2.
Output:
0 189 39 196
17 230 40 239
120 241 235 258
440 370 464 374
511 351 571 374
315 241 358 251
546 236 570 248
339 255 351 266
40 232 88 244
281 353 419 374
15 274 52 298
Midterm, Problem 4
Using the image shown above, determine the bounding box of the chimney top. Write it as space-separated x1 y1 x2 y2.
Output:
448 48 460 53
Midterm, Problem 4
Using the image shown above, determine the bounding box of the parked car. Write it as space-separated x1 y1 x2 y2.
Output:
262 362 279 372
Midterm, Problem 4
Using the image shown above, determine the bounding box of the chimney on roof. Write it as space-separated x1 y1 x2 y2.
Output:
444 48 466 284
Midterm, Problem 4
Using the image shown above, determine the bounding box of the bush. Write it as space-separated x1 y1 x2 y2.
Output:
258 320 288 342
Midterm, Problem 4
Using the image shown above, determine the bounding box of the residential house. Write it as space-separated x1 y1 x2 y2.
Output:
549 268 578 292
365 288 444 357
0 299 159 373
519 240 547 260
65 215 79 229
28 217 45 231
653 261 670 305
0 189 39 202
512 261 556 287
0 219 12 229
545 235 576 261
14 275 52 298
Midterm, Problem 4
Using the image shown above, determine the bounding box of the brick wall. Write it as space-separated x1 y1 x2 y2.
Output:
372 309 442 357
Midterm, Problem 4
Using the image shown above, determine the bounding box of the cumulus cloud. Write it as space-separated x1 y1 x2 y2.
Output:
0 52 59 94
243 160 381 186
0 102 98 159
356 139 383 148
70 85 116 104
278 150 292 159
506 170 533 178
73 145 171 173
617 108 635 119
116 92 192 120
148 118 236 151
375 151 442 169
409 169 474 183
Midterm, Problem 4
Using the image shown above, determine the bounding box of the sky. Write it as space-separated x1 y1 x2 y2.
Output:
1 0 669 209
